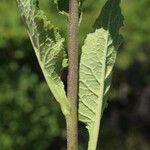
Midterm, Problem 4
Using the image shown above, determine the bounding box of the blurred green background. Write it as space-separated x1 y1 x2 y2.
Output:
0 0 150 149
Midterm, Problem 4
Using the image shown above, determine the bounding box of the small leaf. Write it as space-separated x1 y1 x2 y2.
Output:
54 0 69 15
79 0 123 149
16 0 70 116
79 0 106 45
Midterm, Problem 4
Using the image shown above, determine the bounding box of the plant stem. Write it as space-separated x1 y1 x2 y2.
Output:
66 0 78 150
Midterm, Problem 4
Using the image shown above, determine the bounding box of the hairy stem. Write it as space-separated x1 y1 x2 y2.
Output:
66 0 78 150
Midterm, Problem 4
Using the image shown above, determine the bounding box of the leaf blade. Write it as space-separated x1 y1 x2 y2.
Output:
79 0 123 149
16 0 70 116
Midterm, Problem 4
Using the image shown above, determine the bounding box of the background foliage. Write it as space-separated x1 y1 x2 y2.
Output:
0 0 150 149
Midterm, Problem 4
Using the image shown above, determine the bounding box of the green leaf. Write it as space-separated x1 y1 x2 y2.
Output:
79 0 105 45
79 0 123 149
54 0 69 14
16 0 70 116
